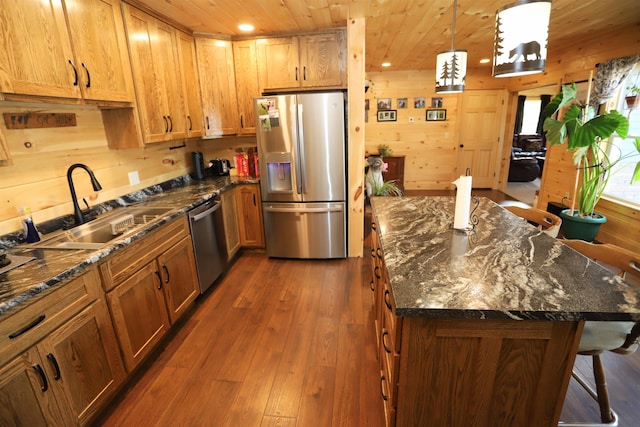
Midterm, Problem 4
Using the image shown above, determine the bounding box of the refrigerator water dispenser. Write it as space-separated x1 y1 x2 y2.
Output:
267 162 292 193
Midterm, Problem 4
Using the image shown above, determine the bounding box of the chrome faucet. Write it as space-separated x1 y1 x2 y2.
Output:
67 163 103 226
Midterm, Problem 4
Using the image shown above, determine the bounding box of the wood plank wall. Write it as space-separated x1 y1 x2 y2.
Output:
365 70 461 190
0 102 256 236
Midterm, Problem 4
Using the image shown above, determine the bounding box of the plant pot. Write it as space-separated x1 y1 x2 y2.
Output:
625 95 639 110
559 209 607 241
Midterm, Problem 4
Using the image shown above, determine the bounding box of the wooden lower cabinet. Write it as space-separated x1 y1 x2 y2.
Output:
0 268 125 427
371 232 581 427
220 187 241 259
101 224 199 372
236 184 265 248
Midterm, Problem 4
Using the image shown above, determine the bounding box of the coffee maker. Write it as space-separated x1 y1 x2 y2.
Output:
210 159 231 176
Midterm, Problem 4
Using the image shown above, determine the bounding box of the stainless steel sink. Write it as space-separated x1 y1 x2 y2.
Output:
31 206 179 250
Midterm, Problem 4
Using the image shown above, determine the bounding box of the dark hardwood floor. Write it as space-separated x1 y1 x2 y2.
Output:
95 191 640 426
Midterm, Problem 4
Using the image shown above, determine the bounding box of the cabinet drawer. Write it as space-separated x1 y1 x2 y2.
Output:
382 279 402 353
100 215 189 291
0 267 101 366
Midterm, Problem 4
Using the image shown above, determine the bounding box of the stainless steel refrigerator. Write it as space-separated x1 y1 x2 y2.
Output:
255 91 346 259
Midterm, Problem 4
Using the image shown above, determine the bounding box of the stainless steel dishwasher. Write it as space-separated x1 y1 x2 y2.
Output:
188 198 227 294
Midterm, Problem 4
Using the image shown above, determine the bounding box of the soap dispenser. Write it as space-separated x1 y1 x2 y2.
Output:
23 207 41 243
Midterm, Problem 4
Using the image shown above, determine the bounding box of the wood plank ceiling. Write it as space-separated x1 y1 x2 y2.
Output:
131 0 640 72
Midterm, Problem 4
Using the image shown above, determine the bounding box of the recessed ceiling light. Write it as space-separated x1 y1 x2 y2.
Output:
480 58 490 64
381 62 391 67
238 24 254 32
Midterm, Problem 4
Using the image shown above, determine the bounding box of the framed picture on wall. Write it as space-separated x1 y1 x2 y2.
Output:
426 109 446 121
377 98 392 110
377 110 397 122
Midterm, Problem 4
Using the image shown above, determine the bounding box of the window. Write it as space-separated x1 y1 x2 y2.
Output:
603 67 640 205
521 99 542 134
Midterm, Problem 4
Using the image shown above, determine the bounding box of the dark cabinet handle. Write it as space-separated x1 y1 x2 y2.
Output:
155 270 162 289
68 60 78 86
384 289 392 311
9 315 46 339
382 330 391 354
162 265 170 283
459 144 464 148
206 116 210 130
163 116 168 132
187 116 192 131
370 247 376 259
371 222 377 231
303 66 306 80
369 279 375 292
253 194 256 206
240 114 244 129
374 265 381 279
295 66 298 81
81 63 90 88
380 375 388 401
33 364 48 392
376 248 383 259
168 116 173 132
46 354 61 380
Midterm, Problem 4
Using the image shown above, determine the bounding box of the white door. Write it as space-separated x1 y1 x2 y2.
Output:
457 90 508 188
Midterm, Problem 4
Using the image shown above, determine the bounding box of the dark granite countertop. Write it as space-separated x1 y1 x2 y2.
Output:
0 175 259 316
371 196 640 321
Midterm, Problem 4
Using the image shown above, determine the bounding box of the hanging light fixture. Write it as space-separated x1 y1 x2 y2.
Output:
492 0 552 78
436 0 467 93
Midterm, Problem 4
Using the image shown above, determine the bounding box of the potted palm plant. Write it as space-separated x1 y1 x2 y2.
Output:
543 82 640 241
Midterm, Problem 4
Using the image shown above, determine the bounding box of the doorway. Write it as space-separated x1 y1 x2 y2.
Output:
504 84 556 205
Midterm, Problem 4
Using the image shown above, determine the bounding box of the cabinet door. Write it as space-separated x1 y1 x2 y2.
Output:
0 129 10 164
177 31 204 138
257 37 300 90
233 40 259 135
155 20 186 140
196 38 238 137
106 261 170 372
220 188 241 259
299 33 345 88
40 299 125 426
237 185 265 248
157 237 199 324
122 4 170 143
0 0 80 99
0 347 67 426
63 0 134 102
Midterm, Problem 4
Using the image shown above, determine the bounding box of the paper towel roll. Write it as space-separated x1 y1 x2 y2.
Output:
452 175 472 230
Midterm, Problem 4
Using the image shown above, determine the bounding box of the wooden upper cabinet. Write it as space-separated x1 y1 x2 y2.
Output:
299 32 346 88
177 31 204 138
63 0 134 102
0 0 133 103
122 4 187 143
233 40 260 135
256 37 300 90
257 31 346 91
196 37 239 137
0 0 80 99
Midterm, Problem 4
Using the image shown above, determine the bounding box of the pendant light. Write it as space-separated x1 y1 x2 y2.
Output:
492 0 552 78
436 0 467 93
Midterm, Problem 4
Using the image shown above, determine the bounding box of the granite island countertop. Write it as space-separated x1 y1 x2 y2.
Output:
0 175 258 316
371 196 640 321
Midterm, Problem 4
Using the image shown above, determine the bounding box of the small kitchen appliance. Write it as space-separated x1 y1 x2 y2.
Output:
210 159 231 176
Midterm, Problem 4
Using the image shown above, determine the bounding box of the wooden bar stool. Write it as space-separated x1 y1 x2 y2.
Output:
503 204 562 238
559 239 640 426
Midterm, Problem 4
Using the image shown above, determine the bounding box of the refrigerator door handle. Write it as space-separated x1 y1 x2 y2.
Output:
264 205 343 213
297 104 307 195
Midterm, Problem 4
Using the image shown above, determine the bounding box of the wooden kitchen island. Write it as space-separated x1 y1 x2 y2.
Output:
369 197 640 427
